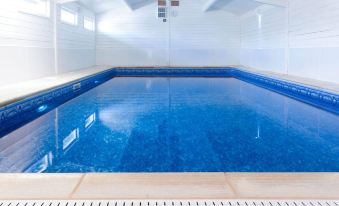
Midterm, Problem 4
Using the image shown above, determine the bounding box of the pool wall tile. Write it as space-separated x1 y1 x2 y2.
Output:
232 69 339 114
112 68 233 77
0 69 115 137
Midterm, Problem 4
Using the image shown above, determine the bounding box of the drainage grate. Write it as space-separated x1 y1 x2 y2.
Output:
0 201 338 206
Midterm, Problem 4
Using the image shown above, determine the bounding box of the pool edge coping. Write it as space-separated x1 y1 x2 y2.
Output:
1 172 339 199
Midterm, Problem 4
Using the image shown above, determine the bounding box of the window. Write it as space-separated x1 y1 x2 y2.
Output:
60 8 78 26
84 17 95 31
19 0 50 17
258 14 262 29
63 129 79 150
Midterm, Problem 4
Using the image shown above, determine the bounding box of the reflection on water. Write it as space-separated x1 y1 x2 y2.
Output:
26 152 53 173
0 77 338 172
85 113 96 129
63 129 79 151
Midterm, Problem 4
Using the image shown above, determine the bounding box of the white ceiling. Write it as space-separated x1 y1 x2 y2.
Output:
75 0 156 13
204 0 263 15
62 0 286 15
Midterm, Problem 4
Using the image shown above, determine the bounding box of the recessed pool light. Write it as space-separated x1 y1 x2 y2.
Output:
37 105 48 113
95 80 100 84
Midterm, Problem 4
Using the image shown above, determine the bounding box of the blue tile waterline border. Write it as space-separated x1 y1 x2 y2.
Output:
0 67 338 137
0 69 116 137
231 69 339 115
112 68 233 77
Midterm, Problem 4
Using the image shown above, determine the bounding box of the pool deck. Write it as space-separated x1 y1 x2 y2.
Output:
0 66 339 200
0 66 113 108
0 173 339 200
235 65 339 93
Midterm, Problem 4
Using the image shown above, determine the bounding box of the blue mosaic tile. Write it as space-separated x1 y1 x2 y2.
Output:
113 68 232 77
0 69 115 136
231 69 338 114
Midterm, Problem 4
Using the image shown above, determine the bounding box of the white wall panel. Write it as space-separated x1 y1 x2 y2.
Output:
169 0 240 66
1 0 338 85
0 2 96 87
288 0 339 83
0 4 55 87
57 3 96 73
95 0 241 67
240 4 287 73
240 0 339 83
96 1 169 66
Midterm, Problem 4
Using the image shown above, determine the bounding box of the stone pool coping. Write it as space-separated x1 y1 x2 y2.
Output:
0 66 113 108
0 173 339 200
234 65 339 94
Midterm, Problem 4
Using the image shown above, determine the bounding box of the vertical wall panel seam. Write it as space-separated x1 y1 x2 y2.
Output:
285 0 290 75
168 0 171 67
54 1 59 74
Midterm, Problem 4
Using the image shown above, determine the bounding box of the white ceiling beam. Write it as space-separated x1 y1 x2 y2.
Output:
56 0 78 4
123 0 156 11
204 0 287 13
123 0 134 11
203 0 218 12
253 0 287 7
56 0 93 13
203 0 233 12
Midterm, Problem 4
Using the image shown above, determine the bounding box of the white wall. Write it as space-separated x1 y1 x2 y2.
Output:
96 0 169 67
240 5 287 74
288 0 339 83
0 2 96 87
1 0 338 86
96 0 240 67
240 0 339 84
57 3 96 73
170 0 240 66
0 3 55 87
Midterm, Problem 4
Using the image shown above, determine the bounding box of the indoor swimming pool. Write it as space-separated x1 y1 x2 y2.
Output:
0 70 338 173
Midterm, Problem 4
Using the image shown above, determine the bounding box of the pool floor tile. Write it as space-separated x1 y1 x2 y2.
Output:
225 173 339 199
0 174 83 199
71 173 235 199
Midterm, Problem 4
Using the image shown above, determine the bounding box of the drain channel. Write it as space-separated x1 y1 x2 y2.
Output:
0 201 338 206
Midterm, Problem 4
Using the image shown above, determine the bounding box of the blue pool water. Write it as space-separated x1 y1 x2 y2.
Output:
0 77 339 172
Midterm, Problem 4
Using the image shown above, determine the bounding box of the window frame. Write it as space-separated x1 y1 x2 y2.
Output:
84 16 95 31
60 7 78 26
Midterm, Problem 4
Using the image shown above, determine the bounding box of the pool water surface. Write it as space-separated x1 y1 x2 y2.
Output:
0 77 338 172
